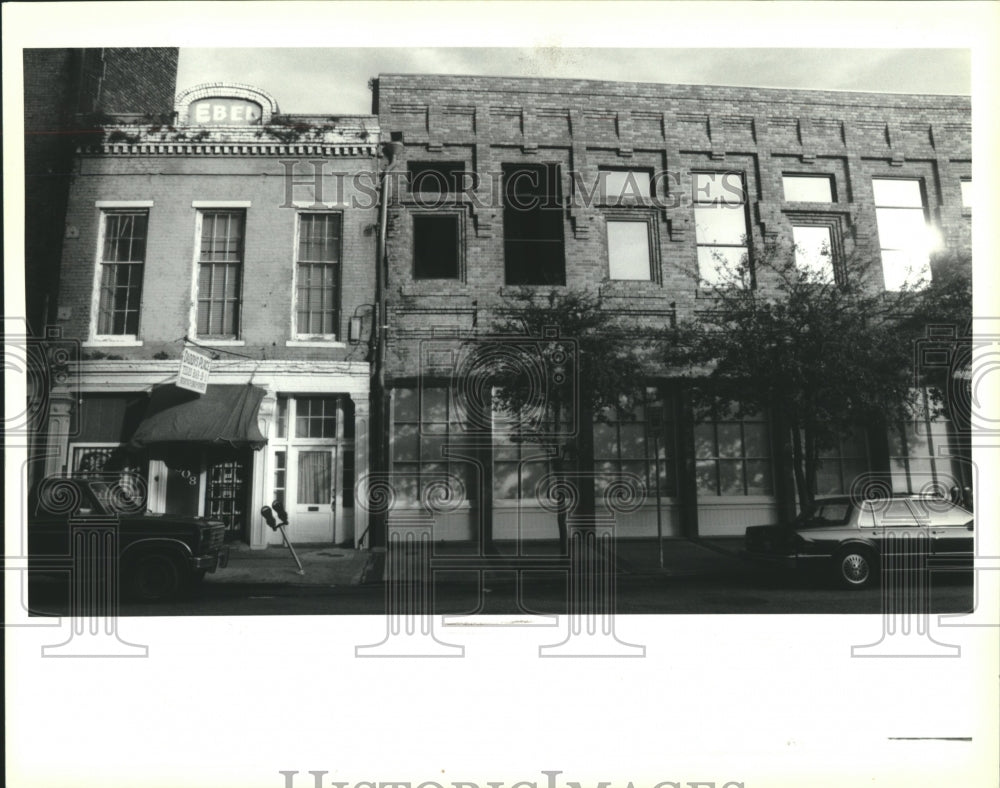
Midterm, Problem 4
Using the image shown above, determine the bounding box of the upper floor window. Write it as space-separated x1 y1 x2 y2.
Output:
96 211 147 336
600 168 653 203
408 161 468 194
791 224 834 280
782 174 834 203
692 172 750 286
960 178 972 209
872 178 932 290
196 210 244 338
296 213 341 337
606 219 653 280
413 214 461 279
502 163 565 286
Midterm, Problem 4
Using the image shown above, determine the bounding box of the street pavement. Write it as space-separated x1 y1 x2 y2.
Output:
206 536 750 589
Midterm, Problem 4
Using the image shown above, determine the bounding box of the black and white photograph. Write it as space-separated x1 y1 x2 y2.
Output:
5 3 999 788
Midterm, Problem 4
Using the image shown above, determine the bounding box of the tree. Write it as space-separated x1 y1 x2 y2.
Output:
668 240 972 515
481 288 657 550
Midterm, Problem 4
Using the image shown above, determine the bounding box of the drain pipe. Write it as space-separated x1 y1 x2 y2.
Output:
370 136 404 551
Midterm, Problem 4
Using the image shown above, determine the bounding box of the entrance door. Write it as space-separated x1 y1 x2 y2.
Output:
287 445 337 543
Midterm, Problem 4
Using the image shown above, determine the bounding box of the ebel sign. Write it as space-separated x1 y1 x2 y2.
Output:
189 97 263 126
174 83 279 127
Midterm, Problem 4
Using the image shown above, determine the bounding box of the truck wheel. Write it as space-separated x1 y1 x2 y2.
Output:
126 553 184 601
836 547 877 590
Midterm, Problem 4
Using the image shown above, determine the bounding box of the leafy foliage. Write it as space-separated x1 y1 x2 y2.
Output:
669 241 971 511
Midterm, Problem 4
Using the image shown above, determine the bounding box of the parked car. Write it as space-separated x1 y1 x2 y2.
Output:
28 476 229 601
743 494 974 589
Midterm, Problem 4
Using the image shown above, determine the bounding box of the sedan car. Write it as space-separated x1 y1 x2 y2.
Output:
744 494 974 589
28 476 229 601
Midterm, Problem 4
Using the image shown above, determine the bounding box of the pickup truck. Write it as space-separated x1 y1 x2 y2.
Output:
27 475 229 602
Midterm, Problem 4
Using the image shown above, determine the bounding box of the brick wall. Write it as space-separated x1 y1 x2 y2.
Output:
374 74 973 377
23 48 179 335
58 149 378 363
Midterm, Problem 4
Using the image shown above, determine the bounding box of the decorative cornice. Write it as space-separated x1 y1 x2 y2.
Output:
78 140 379 157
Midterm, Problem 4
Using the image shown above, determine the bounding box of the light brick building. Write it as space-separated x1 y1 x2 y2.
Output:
44 83 379 548
371 73 973 541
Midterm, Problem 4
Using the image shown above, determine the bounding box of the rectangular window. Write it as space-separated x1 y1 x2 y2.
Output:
391 387 471 506
872 178 931 290
889 389 959 493
197 210 244 338
694 406 772 496
607 220 652 280
594 395 675 500
273 450 287 509
815 426 869 495
294 396 337 439
791 224 834 279
408 161 468 193
503 163 565 285
782 175 834 203
960 178 972 209
693 172 750 285
97 211 147 336
413 214 460 279
296 213 341 336
601 169 652 202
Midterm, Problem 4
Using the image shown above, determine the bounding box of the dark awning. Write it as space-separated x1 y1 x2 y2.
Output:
128 383 267 450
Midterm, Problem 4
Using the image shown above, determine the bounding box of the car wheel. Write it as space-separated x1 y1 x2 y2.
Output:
126 553 184 602
836 547 877 590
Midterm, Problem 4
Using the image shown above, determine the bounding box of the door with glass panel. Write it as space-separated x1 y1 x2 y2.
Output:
271 396 339 543
288 445 337 542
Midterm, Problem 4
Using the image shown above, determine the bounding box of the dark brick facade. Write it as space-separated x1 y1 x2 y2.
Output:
23 48 179 335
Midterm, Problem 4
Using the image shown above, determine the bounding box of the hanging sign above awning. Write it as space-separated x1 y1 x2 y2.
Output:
177 348 212 394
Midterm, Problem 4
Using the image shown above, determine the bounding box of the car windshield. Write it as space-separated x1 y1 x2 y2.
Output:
796 500 852 527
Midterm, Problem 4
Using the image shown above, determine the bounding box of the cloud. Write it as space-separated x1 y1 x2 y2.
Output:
177 48 971 115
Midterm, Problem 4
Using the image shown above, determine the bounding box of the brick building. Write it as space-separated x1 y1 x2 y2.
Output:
371 73 973 541
44 83 380 548
23 48 180 337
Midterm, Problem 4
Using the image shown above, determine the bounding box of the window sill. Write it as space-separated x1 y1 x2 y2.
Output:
194 339 245 346
285 339 346 348
84 338 143 347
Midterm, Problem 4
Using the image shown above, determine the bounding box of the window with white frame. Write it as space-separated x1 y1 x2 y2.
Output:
872 178 932 291
96 210 147 336
296 213 341 337
693 172 751 286
196 210 245 338
600 168 653 203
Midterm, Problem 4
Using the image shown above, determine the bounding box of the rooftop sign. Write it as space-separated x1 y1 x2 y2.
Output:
174 83 280 126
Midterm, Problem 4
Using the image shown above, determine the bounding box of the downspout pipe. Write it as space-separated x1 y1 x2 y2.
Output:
370 138 403 550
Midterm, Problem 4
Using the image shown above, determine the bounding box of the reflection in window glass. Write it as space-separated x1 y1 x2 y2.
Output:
693 172 749 285
694 409 772 496
873 178 931 290
792 225 834 279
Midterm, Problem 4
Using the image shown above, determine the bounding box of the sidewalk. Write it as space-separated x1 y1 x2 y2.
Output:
206 537 746 588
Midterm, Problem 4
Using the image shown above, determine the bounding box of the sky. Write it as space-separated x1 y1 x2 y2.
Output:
177 48 972 116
